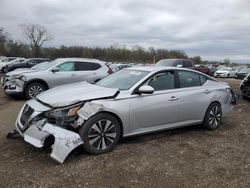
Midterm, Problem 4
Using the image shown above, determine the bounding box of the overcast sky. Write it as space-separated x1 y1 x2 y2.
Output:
0 0 250 62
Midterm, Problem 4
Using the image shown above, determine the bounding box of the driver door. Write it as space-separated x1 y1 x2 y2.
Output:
49 61 77 87
129 70 180 130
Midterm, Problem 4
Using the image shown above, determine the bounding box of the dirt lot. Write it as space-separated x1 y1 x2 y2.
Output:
0 77 249 188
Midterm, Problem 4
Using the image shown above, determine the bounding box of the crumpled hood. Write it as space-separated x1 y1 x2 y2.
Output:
36 81 119 108
6 68 39 76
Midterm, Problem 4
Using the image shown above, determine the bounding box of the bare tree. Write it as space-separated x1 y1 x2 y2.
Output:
21 23 53 57
0 28 9 55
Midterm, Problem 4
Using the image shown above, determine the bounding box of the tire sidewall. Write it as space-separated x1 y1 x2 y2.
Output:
79 113 121 154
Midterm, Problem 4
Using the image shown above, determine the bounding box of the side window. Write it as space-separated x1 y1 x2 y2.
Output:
33 59 42 64
75 62 101 71
183 61 193 68
37 59 45 63
58 62 75 72
29 59 36 64
178 71 201 88
147 71 175 91
116 65 122 71
199 74 207 85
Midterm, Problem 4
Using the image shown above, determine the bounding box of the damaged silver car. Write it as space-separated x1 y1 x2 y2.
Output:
15 67 236 163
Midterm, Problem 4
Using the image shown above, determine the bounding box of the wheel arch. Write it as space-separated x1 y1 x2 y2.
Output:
203 100 222 121
95 111 124 138
24 79 49 92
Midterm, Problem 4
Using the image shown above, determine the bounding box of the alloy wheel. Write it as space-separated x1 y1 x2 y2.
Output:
28 85 43 98
88 120 117 150
208 105 222 127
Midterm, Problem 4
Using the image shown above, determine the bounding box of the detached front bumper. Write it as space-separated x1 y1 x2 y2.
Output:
15 101 84 164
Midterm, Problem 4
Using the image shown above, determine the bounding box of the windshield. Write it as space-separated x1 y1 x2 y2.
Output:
7 59 23 64
31 60 58 70
239 68 250 73
156 59 176 66
109 64 117 69
96 69 149 90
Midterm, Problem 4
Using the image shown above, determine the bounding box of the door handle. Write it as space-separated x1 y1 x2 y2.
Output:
204 89 211 94
169 96 179 101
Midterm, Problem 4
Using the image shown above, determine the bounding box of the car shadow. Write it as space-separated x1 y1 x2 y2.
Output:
119 124 207 145
70 124 212 159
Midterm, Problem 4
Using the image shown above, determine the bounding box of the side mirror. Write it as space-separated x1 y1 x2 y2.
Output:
176 64 183 68
51 67 59 73
138 85 154 95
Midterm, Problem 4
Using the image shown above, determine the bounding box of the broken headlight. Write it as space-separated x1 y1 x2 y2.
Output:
43 103 83 126
44 104 82 118
13 74 26 81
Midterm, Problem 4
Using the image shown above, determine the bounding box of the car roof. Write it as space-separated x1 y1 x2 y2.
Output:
55 58 106 64
127 65 190 72
159 58 192 61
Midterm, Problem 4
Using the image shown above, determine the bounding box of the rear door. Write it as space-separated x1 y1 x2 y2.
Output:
74 61 102 83
174 70 212 123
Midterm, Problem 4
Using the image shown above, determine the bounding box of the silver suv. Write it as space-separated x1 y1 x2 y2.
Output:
1 58 112 99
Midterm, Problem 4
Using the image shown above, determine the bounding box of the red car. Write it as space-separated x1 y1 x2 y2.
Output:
194 65 210 75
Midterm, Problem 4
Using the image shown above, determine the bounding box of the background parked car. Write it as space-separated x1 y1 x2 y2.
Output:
109 63 132 72
1 58 112 99
155 59 195 69
2 58 51 73
0 57 25 71
240 73 250 99
194 64 210 75
214 67 238 78
0 56 20 63
235 67 250 79
207 66 218 77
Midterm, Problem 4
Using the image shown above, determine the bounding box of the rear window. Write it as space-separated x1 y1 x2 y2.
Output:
199 74 207 85
156 59 176 66
75 62 101 71
178 71 201 88
183 61 193 67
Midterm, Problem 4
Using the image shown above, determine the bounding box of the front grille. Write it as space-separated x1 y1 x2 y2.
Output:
20 105 34 126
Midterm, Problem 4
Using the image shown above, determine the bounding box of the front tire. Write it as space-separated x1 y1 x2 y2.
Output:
203 102 222 130
79 113 121 154
24 82 46 99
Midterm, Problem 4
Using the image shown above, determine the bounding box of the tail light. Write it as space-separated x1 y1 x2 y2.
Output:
107 67 113 74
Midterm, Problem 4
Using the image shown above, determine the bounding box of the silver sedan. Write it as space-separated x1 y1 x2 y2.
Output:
14 66 236 163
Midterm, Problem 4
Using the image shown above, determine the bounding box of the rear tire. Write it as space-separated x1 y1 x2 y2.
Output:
203 102 222 130
79 113 121 155
24 82 46 99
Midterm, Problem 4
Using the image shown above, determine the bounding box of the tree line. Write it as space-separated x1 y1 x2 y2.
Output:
0 24 189 63
2 24 236 65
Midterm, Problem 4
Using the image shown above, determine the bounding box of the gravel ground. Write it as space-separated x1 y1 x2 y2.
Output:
0 77 249 188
